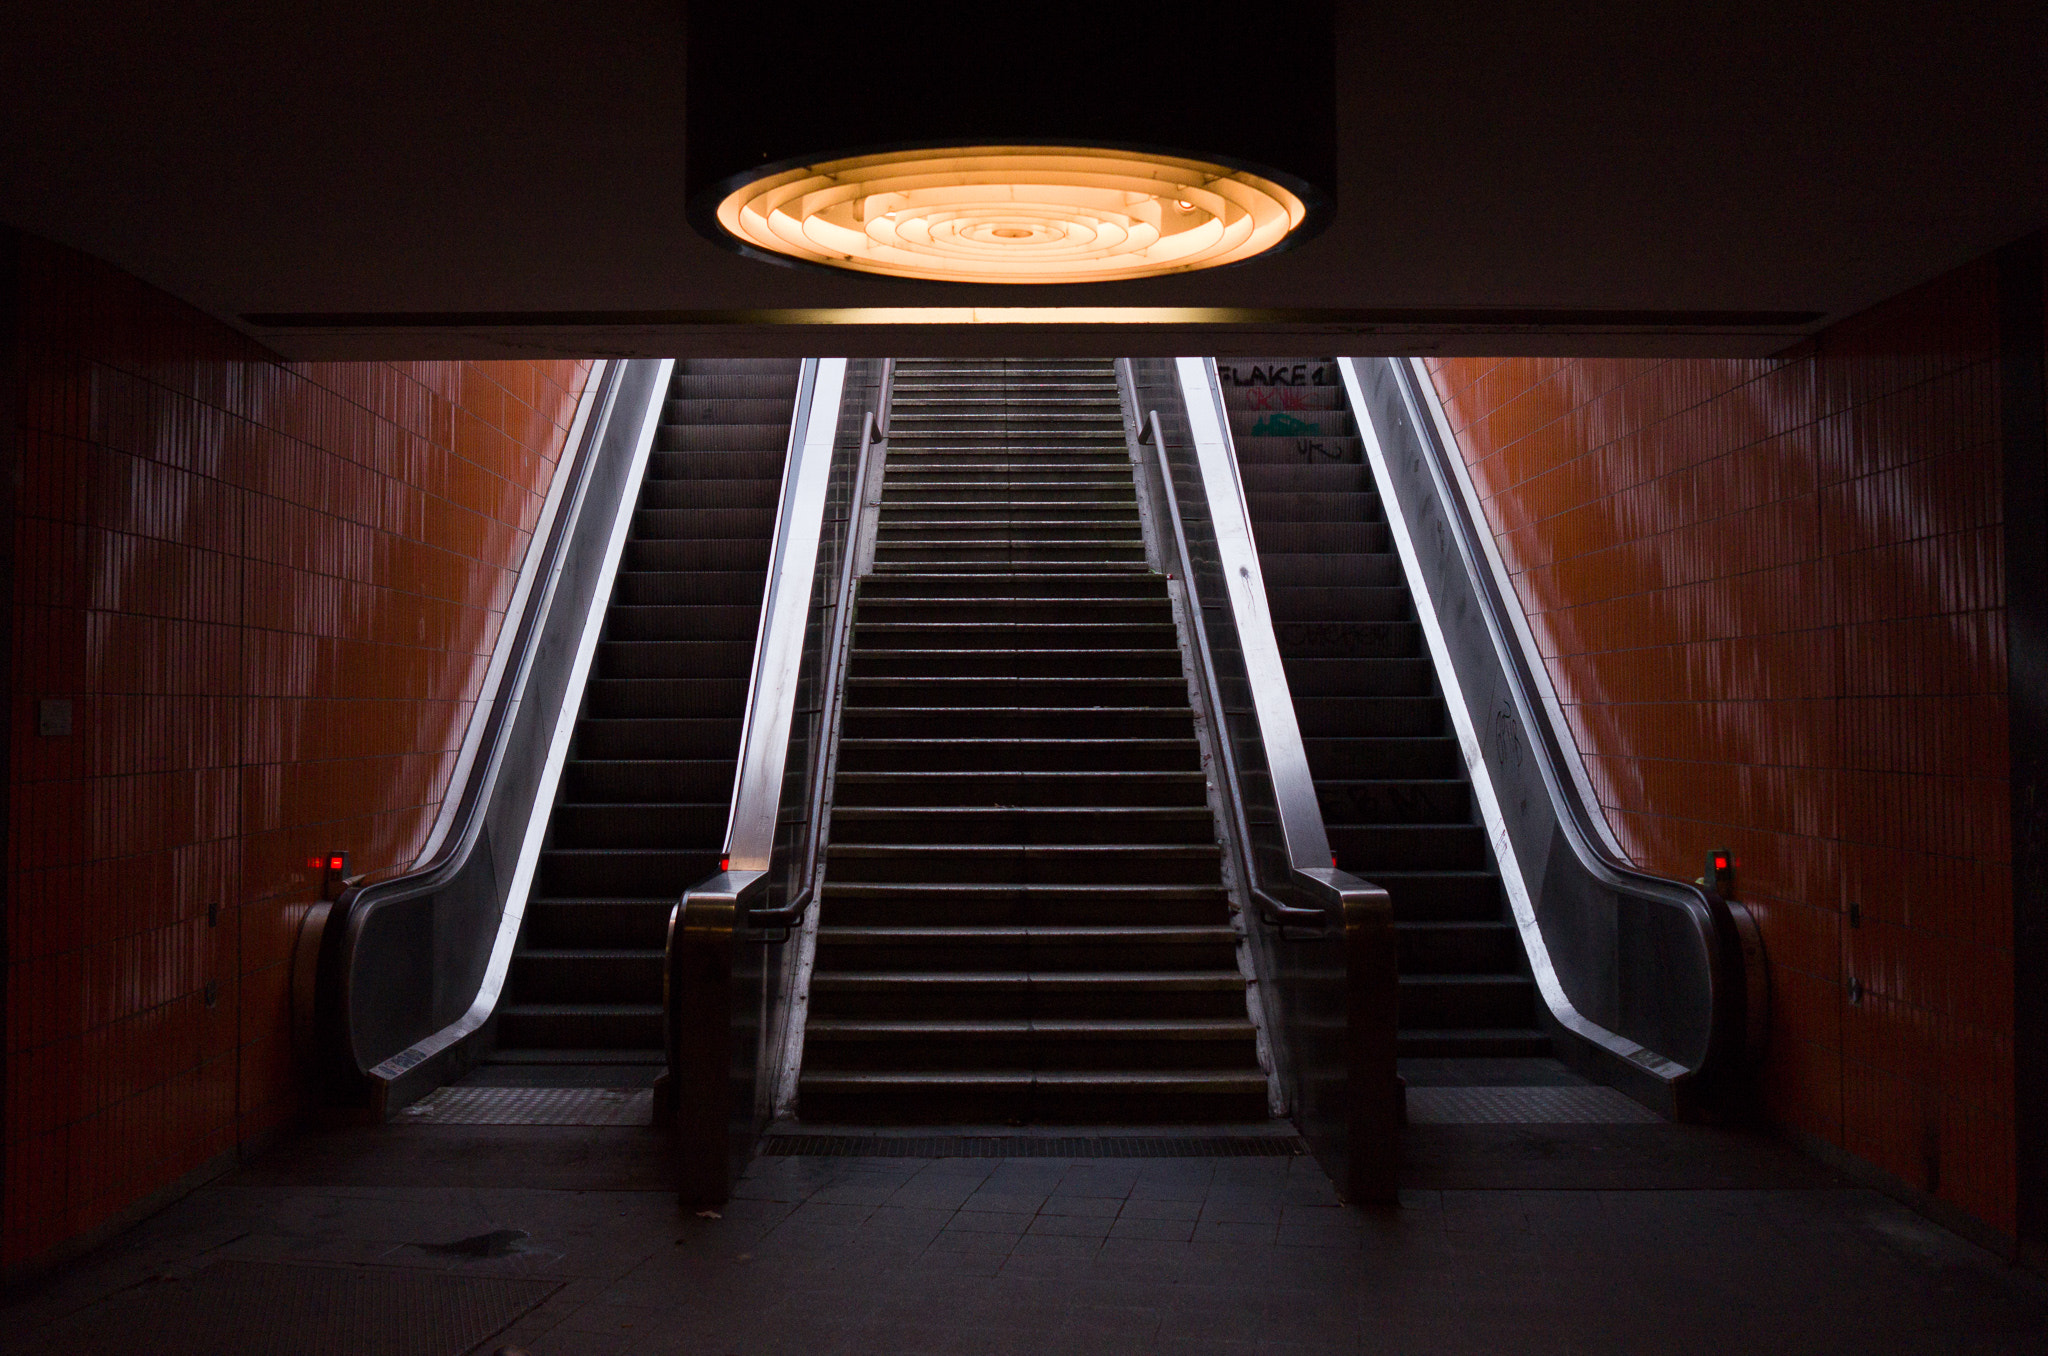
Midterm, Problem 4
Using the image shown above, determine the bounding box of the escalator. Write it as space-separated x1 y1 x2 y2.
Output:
1214 359 1546 1061
489 359 801 1075
314 354 1390 1190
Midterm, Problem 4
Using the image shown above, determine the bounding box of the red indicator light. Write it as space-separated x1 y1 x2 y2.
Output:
320 850 351 901
720 856 729 872
1703 848 1737 902
1331 854 1338 868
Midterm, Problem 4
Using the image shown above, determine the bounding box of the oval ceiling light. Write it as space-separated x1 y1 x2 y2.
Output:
713 145 1310 284
685 6 1334 286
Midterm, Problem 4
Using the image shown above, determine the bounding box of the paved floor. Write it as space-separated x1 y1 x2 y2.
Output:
6 1078 2046 1354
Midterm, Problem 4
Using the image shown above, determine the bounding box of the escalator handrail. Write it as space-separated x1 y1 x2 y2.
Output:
308 358 625 1077
677 357 883 940
717 358 839 872
1172 358 1352 888
745 372 892 932
1356 355 1754 1079
1138 398 1385 931
1140 410 1332 930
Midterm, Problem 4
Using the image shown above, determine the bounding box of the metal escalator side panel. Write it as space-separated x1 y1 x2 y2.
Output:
1338 355 1734 1107
1127 357 1396 1201
331 358 675 1106
670 358 881 1201
1171 357 1334 879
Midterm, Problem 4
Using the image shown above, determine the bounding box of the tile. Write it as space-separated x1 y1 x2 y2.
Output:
1107 1215 1197 1242
1119 1197 1203 1222
944 1210 1033 1236
1025 1213 1113 1239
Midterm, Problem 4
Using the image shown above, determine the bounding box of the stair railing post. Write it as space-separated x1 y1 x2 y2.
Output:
669 889 733 1206
1344 889 1400 1204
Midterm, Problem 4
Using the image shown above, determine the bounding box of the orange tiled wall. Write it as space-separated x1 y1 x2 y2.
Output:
3 236 590 1266
1426 256 2013 1231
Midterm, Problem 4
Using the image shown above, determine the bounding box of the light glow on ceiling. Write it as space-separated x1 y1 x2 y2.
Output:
715 145 1309 284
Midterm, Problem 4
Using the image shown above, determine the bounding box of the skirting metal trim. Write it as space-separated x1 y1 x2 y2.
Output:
759 1134 1309 1158
22 1259 557 1356
1406 1086 1662 1125
399 1087 653 1126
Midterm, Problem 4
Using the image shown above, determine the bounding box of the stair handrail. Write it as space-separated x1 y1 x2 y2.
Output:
1342 355 1766 1097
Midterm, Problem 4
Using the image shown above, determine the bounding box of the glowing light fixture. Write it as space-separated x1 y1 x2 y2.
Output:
686 7 1335 286
713 145 1311 284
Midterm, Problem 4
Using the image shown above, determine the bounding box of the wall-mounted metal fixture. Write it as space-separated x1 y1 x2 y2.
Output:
685 6 1333 283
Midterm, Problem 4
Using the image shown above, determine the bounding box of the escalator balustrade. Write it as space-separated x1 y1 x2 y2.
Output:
491 360 804 1073
1218 358 1548 1059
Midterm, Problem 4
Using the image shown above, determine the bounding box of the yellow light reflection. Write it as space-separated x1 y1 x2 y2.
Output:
716 146 1308 283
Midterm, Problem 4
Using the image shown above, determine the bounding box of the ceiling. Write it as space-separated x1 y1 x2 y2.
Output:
4 3 2043 360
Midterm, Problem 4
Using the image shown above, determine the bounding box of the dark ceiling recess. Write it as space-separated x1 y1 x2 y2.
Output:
7 4 2041 357
683 3 1337 276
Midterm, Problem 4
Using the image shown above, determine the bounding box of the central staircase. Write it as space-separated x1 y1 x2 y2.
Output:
797 358 1269 1124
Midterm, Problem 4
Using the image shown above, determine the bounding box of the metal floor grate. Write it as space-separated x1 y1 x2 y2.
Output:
760 1133 1309 1158
399 1086 652 1126
19 1260 557 1356
1406 1085 1662 1124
